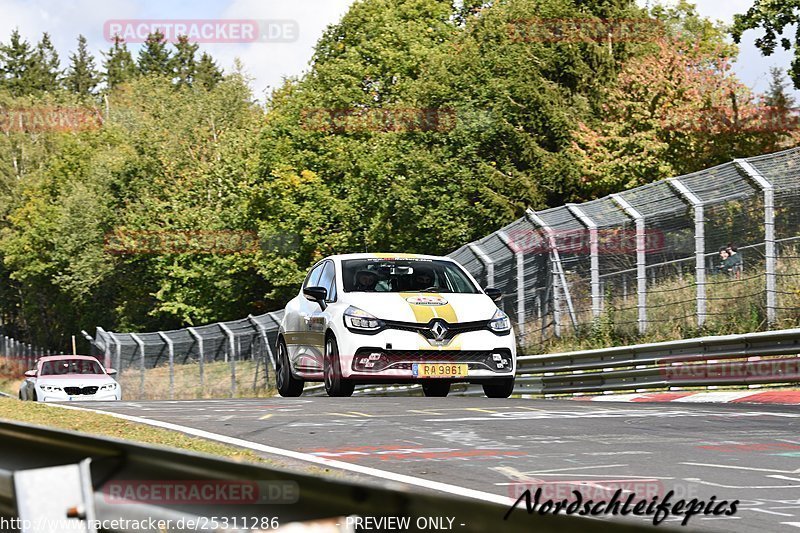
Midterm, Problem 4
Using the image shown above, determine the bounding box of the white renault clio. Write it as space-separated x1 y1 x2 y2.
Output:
277 253 516 397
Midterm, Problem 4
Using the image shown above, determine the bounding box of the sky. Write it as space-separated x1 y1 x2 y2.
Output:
0 0 797 102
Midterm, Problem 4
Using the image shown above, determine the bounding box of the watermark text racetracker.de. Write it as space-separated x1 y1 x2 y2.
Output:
0 106 102 134
104 230 261 255
507 18 664 43
662 357 800 384
300 107 457 133
504 228 665 255
104 19 298 43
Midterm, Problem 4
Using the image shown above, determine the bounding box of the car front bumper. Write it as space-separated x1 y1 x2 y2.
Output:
336 327 516 380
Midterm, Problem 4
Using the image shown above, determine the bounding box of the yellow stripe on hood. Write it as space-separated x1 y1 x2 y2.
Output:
399 293 458 324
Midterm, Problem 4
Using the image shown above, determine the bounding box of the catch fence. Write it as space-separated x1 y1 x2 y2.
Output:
86 147 800 398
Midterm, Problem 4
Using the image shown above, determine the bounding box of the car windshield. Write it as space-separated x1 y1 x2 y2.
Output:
342 258 479 293
40 359 104 376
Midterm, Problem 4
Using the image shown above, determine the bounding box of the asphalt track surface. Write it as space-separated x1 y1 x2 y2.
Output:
77 398 800 532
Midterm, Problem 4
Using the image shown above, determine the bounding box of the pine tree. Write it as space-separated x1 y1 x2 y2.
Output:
29 32 61 93
0 29 36 96
173 35 198 86
194 52 223 89
102 35 136 89
765 67 796 110
64 35 99 96
137 31 173 77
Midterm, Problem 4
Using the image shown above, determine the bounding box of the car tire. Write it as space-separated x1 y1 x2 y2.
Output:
483 378 515 398
421 381 450 397
276 339 304 397
324 335 354 397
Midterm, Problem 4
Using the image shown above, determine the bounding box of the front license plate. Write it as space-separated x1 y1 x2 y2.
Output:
413 363 468 378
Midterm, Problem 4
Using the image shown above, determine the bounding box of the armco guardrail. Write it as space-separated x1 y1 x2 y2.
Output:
320 327 800 397
515 327 800 395
0 420 651 533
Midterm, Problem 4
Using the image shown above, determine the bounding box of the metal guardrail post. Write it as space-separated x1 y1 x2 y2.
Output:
219 323 237 397
95 326 112 368
526 209 578 335
107 332 122 377
611 194 648 334
667 178 706 328
130 333 145 398
187 327 205 391
567 204 601 319
158 332 175 400
248 315 275 382
497 230 525 335
467 243 495 289
735 158 777 326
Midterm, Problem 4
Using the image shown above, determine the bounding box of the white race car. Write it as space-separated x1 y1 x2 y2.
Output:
277 253 516 397
19 355 122 402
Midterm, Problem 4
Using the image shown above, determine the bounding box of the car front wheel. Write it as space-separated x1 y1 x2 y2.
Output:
324 336 354 397
276 339 304 397
483 378 514 398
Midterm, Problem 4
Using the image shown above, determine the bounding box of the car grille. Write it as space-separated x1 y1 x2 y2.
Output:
63 386 99 396
383 319 490 341
352 349 513 373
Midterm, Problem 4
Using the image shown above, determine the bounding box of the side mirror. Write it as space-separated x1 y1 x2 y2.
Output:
303 286 328 309
24 370 36 378
107 369 117 376
484 287 502 302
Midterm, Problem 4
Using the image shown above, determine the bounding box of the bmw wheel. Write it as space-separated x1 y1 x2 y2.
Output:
483 378 514 398
276 339 304 397
324 335 354 397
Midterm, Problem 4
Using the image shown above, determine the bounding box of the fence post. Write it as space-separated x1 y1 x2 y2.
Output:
497 230 525 336
130 333 145 399
158 332 175 400
668 177 706 328
567 204 601 319
107 332 122 378
248 315 275 387
611 193 648 334
187 327 205 392
219 323 237 397
735 158 777 326
526 208 578 336
468 243 495 293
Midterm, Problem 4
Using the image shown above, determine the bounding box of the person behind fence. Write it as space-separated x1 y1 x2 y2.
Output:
715 247 734 276
727 243 743 280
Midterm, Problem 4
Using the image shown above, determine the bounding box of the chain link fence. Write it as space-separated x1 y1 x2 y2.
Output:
84 147 800 399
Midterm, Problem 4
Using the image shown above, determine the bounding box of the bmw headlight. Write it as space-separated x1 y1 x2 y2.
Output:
100 383 117 391
488 309 511 333
41 385 63 393
344 306 384 331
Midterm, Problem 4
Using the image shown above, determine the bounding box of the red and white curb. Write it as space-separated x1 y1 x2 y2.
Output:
572 390 800 404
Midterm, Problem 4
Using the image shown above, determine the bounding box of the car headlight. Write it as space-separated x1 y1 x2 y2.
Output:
100 383 117 391
343 306 384 331
488 309 511 332
41 385 63 393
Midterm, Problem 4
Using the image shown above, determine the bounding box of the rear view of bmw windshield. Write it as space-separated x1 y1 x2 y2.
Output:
342 259 480 294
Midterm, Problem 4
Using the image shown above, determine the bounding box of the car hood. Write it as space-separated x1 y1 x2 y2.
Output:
36 375 116 387
342 292 498 323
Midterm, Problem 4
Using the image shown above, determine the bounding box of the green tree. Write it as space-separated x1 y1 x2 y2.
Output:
194 52 223 89
137 31 173 77
732 1 800 89
172 35 198 86
102 35 136 89
1 29 36 96
764 66 796 109
28 33 61 93
64 35 99 96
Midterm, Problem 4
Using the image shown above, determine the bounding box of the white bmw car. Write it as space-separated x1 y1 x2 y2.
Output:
277 253 516 397
19 355 122 402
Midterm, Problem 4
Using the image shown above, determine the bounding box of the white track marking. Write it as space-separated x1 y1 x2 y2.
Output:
743 509 794 517
781 523 800 528
682 462 800 474
673 391 758 403
52 404 517 507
